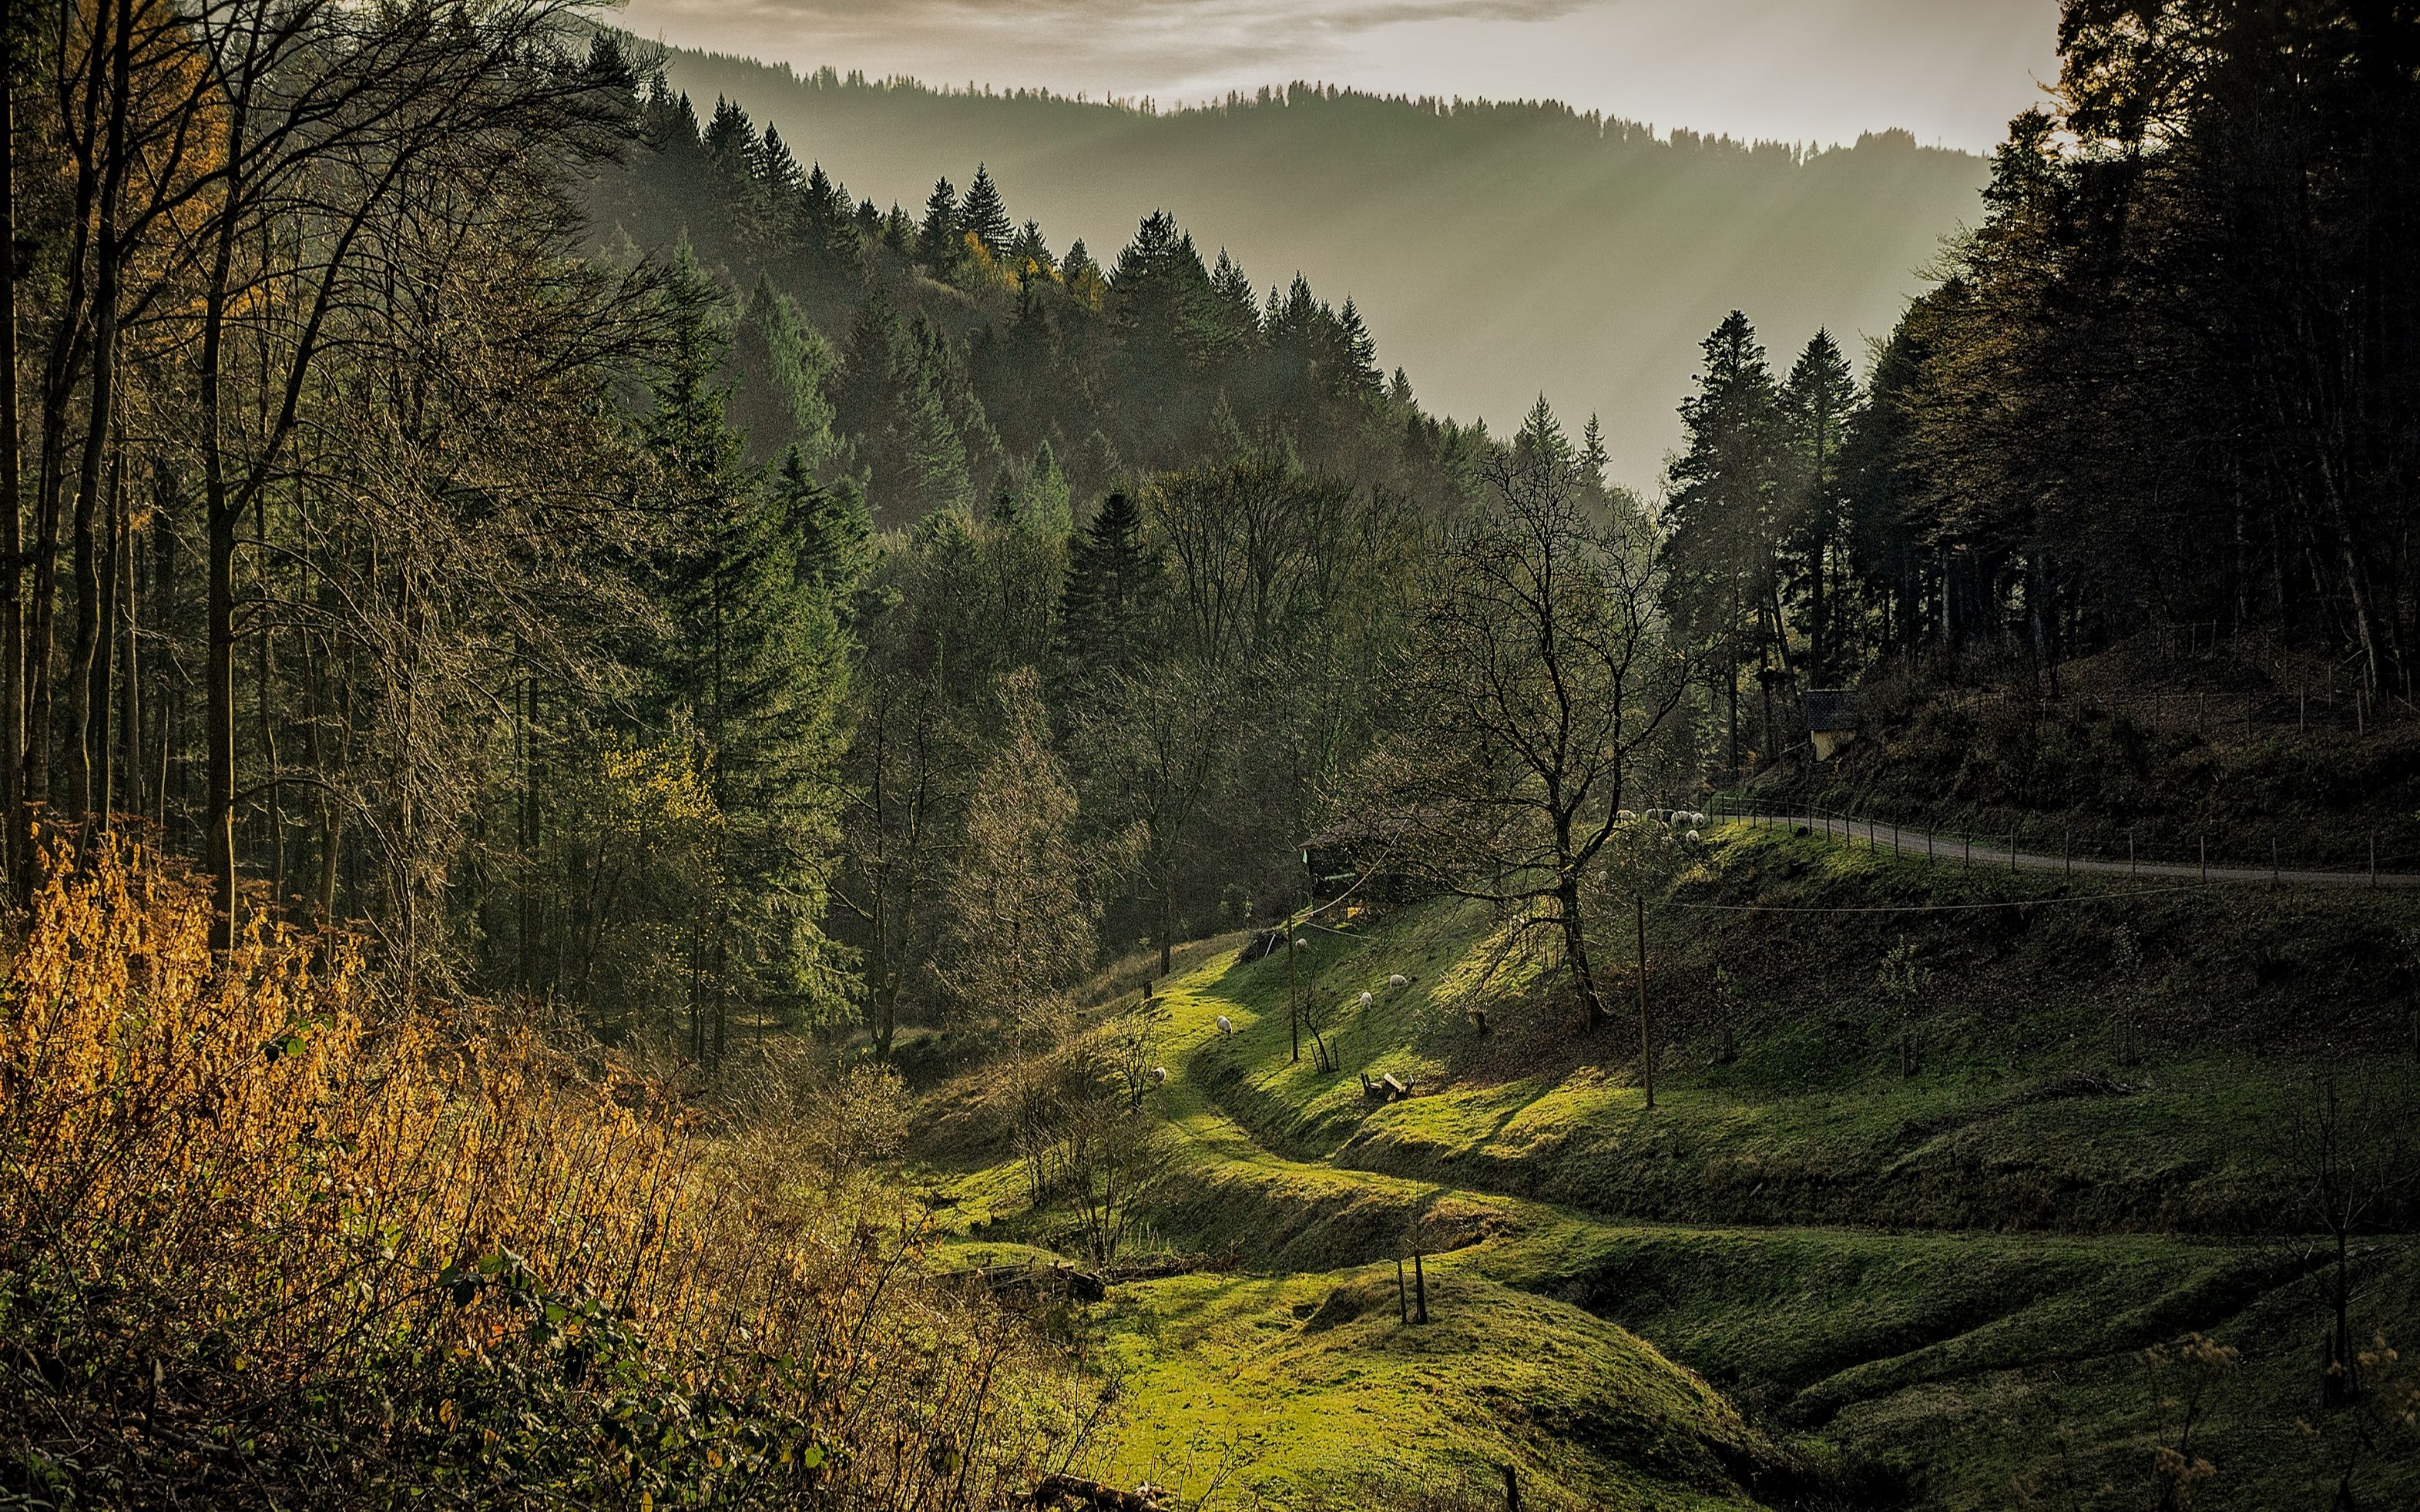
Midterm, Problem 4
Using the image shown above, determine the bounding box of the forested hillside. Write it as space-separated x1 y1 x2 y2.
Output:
641 45 1992 488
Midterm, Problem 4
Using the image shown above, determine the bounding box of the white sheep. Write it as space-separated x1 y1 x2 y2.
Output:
1356 991 1374 1010
1685 829 1702 843
1216 1014 1234 1034
1688 810 1708 826
1617 809 1636 822
1149 1066 1167 1087
1387 973 1410 990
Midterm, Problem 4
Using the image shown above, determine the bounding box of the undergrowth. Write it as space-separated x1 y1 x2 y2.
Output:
0 843 1080 1509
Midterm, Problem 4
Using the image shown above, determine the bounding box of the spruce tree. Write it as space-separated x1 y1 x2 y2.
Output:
1058 490 1164 688
1006 220 1054 279
1779 330 1859 682
639 263 854 1050
1513 394 1572 471
918 177 960 273
727 278 840 467
959 164 1013 256
1015 440 1074 536
1664 310 1784 771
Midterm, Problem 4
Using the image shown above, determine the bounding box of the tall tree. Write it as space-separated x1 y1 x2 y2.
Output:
1663 311 1782 773
1351 456 1690 1031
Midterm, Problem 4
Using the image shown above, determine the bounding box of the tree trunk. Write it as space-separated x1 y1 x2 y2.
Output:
1 16 22 890
116 495 138 825
1159 869 1173 977
66 0 133 826
1636 893 1653 1110
205 468 237 950
1557 873 1603 1031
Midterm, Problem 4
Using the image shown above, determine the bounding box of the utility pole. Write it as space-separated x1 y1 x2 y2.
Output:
1636 894 1653 1111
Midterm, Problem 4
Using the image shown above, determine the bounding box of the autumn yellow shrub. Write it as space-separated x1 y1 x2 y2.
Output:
0 841 1076 1507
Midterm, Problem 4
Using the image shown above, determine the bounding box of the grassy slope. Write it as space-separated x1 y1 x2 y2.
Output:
915 827 2420 1510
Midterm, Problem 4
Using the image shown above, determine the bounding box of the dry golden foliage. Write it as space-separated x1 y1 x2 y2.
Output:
0 842 1079 1507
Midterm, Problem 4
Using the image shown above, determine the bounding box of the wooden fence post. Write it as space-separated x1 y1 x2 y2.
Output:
1636 895 1653 1112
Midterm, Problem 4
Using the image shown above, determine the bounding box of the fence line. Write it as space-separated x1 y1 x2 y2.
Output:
1702 795 2420 891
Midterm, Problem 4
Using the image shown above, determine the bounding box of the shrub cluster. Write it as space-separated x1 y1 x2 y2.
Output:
0 843 1072 1508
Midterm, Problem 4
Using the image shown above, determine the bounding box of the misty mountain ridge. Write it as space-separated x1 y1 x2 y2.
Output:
649 42 1992 490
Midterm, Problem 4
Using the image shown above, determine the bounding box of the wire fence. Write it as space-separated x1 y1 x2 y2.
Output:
1702 794 2420 891
1932 682 2418 738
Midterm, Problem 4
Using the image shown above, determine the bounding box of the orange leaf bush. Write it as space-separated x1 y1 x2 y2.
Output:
0 841 1074 1507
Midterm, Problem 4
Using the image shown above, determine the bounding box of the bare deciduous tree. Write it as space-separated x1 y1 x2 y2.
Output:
2280 1059 2419 1406
1347 456 1690 1031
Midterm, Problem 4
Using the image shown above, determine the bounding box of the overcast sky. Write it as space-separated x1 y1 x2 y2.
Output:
614 0 2063 151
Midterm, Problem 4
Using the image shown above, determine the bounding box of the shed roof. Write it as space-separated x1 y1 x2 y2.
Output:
1804 690 1861 733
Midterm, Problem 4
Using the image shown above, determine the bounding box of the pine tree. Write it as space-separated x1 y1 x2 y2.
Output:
1513 394 1572 471
959 164 1013 256
918 177 960 273
702 96 757 175
1061 239 1106 308
894 372 974 518
775 447 873 601
1664 310 1784 772
1058 491 1164 688
1006 220 1055 280
639 260 854 1052
1581 414 1609 491
1779 330 1860 682
1335 298 1380 398
1015 440 1073 536
727 278 840 467
756 126 802 200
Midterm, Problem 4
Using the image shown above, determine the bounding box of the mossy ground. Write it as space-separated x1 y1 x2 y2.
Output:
914 826 2420 1509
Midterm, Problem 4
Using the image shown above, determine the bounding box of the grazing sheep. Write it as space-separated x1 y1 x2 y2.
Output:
1685 830 1702 843
1216 1015 1234 1034
1356 991 1374 1010
1149 1067 1167 1087
1387 973 1410 990
1617 809 1636 822
1688 810 1708 826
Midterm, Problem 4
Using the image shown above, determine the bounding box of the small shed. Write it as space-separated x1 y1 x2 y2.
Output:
1301 813 1424 903
1804 690 1861 761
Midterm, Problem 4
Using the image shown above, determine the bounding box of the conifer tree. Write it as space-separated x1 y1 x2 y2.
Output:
639 263 854 1055
1664 310 1784 772
918 177 960 273
959 164 1013 256
1514 394 1572 471
1778 330 1858 682
1016 440 1074 536
1581 414 1609 491
1058 490 1165 692
1007 220 1055 280
727 278 840 467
